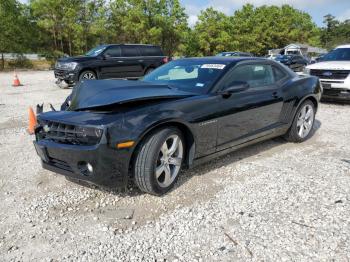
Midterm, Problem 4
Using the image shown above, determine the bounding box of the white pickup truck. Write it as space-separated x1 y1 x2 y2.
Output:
305 44 350 102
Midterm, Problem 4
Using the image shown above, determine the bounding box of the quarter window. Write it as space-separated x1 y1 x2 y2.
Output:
224 64 275 88
272 66 287 82
121 46 141 57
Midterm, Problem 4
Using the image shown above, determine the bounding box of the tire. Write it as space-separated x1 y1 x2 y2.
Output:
79 70 97 81
284 100 315 142
134 127 185 195
144 68 155 75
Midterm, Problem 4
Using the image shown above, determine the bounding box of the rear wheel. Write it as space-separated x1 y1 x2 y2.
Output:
284 100 315 142
134 127 184 195
79 70 97 81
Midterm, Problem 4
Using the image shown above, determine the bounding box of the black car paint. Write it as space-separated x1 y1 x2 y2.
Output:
35 57 321 188
54 44 167 85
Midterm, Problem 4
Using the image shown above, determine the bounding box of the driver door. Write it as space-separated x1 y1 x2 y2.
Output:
99 45 125 79
215 62 284 151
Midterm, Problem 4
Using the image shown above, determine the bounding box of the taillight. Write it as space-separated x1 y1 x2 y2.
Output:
162 57 169 63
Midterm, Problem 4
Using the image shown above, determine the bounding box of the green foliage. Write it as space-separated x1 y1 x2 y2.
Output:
320 14 350 49
187 4 321 56
8 55 33 69
1 0 349 63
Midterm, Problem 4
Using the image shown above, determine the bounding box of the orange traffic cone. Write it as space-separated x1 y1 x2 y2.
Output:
12 71 22 87
28 107 37 135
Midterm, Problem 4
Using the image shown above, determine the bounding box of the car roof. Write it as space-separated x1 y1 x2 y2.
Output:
180 56 266 64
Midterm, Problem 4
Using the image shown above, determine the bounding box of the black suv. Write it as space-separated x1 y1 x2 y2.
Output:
54 44 168 86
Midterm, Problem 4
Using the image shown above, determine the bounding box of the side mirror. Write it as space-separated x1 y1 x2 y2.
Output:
220 81 249 96
101 54 109 60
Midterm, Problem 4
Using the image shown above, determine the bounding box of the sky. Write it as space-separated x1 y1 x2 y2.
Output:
181 0 350 27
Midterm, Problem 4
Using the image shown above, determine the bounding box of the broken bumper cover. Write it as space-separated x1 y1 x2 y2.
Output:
54 69 79 84
33 139 132 188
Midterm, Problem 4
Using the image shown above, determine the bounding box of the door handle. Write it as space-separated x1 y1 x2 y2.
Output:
117 60 124 63
138 60 144 62
272 91 279 98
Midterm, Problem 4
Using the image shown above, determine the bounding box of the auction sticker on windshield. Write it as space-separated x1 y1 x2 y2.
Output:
201 64 226 69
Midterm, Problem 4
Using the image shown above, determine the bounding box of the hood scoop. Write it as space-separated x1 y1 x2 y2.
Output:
68 80 195 111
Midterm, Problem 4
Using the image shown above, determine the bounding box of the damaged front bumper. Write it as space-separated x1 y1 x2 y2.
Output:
54 68 78 86
33 115 133 188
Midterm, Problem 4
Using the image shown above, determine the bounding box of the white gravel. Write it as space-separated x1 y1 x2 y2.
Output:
1 71 350 261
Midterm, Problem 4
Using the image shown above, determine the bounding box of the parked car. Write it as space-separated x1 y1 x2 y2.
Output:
305 44 350 102
266 54 278 60
54 44 168 86
34 57 321 195
216 51 254 57
275 54 309 72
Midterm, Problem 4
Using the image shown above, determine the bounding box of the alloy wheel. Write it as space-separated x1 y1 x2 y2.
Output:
155 135 183 188
82 72 96 79
296 104 314 138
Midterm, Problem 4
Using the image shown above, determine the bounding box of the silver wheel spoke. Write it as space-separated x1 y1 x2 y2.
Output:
297 104 314 138
168 137 179 156
156 164 165 178
305 109 312 120
298 125 304 137
155 134 184 188
168 157 182 166
161 142 169 155
297 119 303 127
163 164 171 185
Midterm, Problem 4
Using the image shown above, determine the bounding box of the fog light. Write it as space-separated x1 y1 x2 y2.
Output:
78 161 93 176
87 163 93 173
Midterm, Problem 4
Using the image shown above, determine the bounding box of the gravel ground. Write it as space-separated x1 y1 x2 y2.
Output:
0 71 350 261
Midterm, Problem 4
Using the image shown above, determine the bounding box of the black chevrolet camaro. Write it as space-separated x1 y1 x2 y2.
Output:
34 57 322 195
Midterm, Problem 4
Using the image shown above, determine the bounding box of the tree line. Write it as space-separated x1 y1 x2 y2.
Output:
1 0 349 69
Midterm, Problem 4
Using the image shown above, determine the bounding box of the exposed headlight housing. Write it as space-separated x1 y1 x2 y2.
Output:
303 67 311 75
56 62 78 70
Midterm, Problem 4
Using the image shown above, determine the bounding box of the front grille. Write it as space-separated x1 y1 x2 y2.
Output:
310 69 350 80
54 69 66 78
36 121 101 146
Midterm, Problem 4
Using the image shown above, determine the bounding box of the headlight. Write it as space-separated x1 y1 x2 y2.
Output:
57 62 78 70
303 67 311 75
76 126 103 138
64 62 78 70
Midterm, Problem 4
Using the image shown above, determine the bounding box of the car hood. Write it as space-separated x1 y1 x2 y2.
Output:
68 80 196 111
306 61 350 70
57 56 96 63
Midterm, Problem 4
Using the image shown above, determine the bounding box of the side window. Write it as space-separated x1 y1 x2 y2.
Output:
121 46 141 57
141 46 162 56
272 66 287 82
104 46 121 57
223 64 275 89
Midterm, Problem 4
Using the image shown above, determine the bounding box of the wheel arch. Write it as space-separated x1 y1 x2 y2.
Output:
298 95 318 112
129 120 196 174
78 68 98 79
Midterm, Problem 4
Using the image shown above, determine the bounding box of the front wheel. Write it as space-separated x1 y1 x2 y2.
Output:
284 100 315 142
79 70 97 81
134 127 185 195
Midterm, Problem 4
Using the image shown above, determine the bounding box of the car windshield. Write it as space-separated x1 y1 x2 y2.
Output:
216 53 233 57
85 45 107 57
142 60 230 93
322 48 350 61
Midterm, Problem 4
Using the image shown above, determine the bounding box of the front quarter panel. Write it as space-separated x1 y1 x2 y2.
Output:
117 95 221 160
